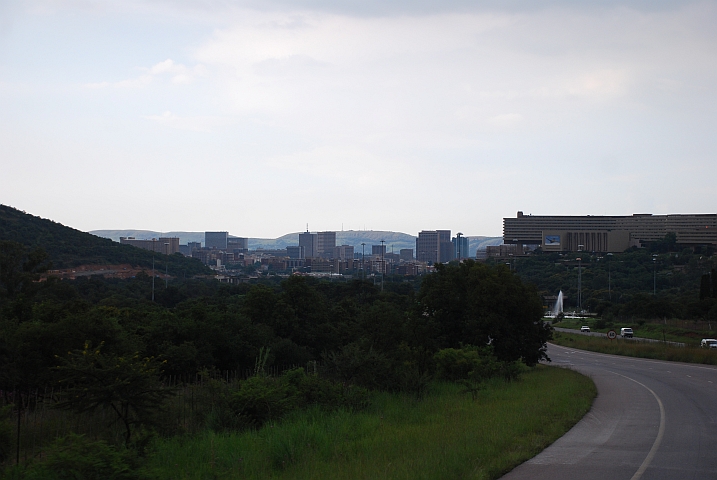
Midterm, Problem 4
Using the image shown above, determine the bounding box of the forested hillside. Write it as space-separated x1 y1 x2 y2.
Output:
0 205 210 274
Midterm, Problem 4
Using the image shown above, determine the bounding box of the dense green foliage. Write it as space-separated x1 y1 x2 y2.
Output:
0 205 210 274
0 260 549 395
493 245 717 320
0 209 557 474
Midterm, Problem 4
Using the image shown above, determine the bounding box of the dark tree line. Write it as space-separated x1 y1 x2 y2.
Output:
0 246 550 396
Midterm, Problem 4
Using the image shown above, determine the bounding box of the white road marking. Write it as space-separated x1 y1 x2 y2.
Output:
608 371 666 480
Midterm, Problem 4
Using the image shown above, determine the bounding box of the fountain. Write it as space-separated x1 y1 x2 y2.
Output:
551 291 563 317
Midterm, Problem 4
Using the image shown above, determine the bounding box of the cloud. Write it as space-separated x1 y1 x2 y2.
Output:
488 113 523 127
143 111 227 132
84 59 205 89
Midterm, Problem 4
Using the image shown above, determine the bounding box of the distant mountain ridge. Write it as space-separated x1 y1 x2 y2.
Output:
91 229 503 257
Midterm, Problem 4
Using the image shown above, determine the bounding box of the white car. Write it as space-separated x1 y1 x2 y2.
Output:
620 328 633 338
580 326 590 333
701 338 717 349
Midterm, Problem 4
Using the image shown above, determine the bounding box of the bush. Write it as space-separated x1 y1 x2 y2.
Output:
320 342 395 390
434 345 525 386
13 434 154 480
229 368 371 429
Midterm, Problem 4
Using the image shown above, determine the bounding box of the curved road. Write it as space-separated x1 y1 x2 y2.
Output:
501 344 717 479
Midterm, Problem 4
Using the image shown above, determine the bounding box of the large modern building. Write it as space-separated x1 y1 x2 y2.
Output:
205 231 228 250
416 230 454 264
299 231 318 258
316 231 336 257
504 211 717 253
120 237 180 254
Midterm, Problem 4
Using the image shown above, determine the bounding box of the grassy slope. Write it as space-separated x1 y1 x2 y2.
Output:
148 366 595 480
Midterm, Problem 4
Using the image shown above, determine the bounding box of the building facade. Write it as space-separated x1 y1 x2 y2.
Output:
120 237 180 254
299 231 318 258
504 211 717 252
205 231 228 250
416 230 439 264
316 231 336 257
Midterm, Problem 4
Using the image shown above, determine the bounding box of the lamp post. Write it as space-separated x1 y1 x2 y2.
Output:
361 243 366 282
577 256 582 312
152 239 156 302
577 245 584 313
380 239 385 292
164 242 169 288
653 255 657 296
607 252 613 300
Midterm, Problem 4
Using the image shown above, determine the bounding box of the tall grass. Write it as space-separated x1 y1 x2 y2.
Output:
552 331 717 364
147 366 595 480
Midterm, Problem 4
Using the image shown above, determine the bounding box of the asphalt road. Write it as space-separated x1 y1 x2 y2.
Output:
500 344 717 480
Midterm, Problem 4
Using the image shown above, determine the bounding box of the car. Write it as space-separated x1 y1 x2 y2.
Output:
701 338 717 349
620 328 633 338
580 326 590 333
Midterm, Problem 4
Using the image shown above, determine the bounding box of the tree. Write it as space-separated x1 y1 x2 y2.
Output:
55 342 173 445
0 241 51 299
417 260 551 366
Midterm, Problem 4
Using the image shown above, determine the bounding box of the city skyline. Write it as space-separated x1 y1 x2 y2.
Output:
2 1 716 237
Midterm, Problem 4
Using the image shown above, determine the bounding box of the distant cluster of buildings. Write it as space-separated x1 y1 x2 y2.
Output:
116 211 717 276
120 228 471 276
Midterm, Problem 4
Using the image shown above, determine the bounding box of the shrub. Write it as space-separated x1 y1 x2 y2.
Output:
14 433 154 480
434 345 525 389
229 368 371 429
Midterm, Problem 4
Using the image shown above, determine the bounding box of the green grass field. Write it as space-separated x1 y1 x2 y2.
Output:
552 331 717 365
146 366 595 480
552 317 717 345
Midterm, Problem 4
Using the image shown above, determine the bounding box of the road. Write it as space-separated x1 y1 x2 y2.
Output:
500 344 717 479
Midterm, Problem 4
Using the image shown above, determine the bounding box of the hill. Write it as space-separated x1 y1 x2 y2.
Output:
92 229 503 257
0 205 211 275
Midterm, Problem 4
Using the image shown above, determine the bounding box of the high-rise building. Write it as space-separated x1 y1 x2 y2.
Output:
227 237 248 252
205 231 228 250
452 235 469 261
317 231 336 257
416 230 439 264
372 244 386 256
299 231 318 258
437 230 454 263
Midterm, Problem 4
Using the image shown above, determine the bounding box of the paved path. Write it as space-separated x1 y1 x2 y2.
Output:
500 344 717 479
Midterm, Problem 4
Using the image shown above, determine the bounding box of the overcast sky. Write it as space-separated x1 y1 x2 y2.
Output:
1 1 716 238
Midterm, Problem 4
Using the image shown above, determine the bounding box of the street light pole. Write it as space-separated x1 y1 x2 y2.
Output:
653 256 657 295
607 252 613 300
380 239 385 292
577 256 582 312
152 239 156 302
164 242 169 288
361 243 365 282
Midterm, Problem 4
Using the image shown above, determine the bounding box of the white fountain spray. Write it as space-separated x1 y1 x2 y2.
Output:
551 290 564 317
